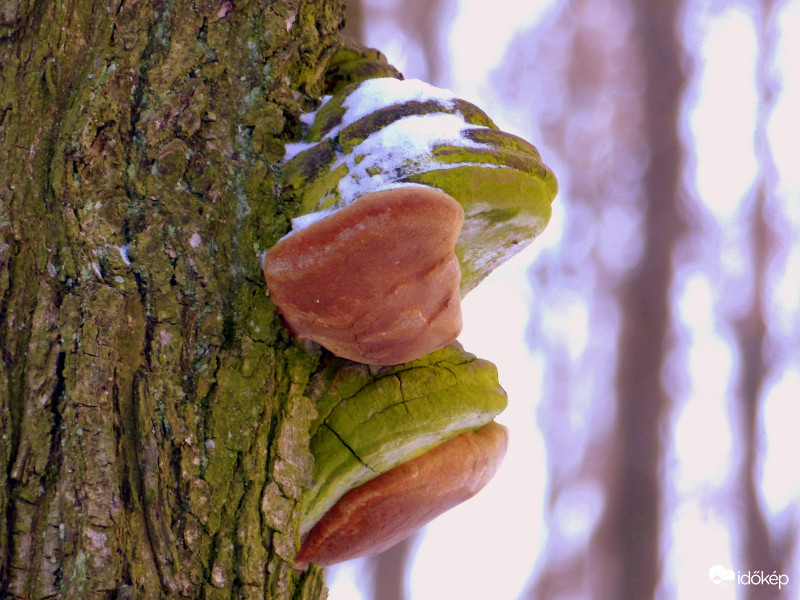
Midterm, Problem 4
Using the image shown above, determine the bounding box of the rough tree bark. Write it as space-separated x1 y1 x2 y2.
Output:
0 1 353 598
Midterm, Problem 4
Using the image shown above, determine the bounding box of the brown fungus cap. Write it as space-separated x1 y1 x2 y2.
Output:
263 187 464 365
294 421 509 570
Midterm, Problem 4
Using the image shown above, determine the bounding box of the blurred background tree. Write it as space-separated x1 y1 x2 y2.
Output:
338 1 800 599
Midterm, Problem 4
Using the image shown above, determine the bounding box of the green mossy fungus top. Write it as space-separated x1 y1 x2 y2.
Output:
280 76 557 295
299 343 507 536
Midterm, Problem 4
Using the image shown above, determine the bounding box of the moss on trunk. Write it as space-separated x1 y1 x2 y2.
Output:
0 1 348 597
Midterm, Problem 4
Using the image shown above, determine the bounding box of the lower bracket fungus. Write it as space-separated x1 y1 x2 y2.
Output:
264 75 557 365
295 421 508 569
295 343 508 569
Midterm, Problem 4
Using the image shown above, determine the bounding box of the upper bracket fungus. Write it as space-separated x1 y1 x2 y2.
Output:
294 343 508 569
263 186 463 365
264 76 557 365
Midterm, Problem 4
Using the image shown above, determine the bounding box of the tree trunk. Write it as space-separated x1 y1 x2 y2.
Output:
590 0 687 598
0 1 348 597
733 2 795 596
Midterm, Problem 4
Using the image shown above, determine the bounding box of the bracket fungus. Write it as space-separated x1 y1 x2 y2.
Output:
295 343 508 569
264 76 557 365
295 421 507 569
263 186 464 365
